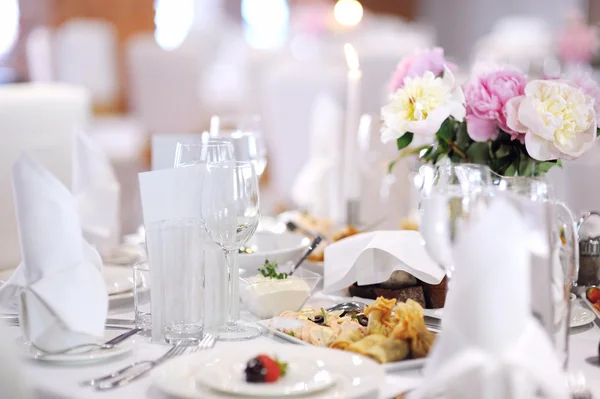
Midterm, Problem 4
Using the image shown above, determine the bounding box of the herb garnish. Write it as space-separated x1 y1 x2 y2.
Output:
320 307 328 323
258 260 288 279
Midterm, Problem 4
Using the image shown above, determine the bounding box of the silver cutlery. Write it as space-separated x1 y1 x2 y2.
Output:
2 314 135 329
83 333 216 389
32 328 141 358
289 235 322 276
326 301 366 313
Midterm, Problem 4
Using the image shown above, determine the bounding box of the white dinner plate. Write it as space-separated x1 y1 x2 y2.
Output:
195 346 335 397
0 266 142 309
239 231 310 270
152 342 384 399
14 335 134 365
257 320 436 372
423 303 594 329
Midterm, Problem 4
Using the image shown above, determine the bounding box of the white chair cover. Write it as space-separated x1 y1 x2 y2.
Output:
126 34 205 134
25 27 54 82
0 83 90 269
259 57 346 201
54 19 119 106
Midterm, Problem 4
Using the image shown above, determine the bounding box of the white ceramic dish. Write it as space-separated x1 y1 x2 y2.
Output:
239 231 310 270
239 265 322 319
15 334 134 364
152 342 384 399
570 304 596 328
195 347 335 397
257 320 436 372
0 266 143 309
580 293 600 320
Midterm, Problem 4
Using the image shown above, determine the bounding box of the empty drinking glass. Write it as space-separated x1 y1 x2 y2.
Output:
209 114 268 178
202 161 261 341
174 139 234 167
133 261 151 330
145 217 206 344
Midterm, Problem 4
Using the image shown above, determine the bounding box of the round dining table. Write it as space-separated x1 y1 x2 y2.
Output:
4 290 600 399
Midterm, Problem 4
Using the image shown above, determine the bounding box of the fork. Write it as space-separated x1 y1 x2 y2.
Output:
82 334 216 389
32 342 114 357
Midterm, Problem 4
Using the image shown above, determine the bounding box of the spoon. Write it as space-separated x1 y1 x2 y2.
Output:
326 301 366 313
288 236 322 276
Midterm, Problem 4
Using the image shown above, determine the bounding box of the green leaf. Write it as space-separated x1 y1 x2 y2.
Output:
597 128 600 137
495 144 512 159
437 119 453 141
466 142 490 163
518 154 535 177
534 161 557 175
455 122 470 149
557 159 563 167
396 133 414 150
504 162 517 176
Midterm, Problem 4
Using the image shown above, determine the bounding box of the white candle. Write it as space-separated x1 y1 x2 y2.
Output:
343 43 362 209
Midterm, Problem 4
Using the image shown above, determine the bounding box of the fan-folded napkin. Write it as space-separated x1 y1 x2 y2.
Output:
73 133 120 258
291 94 343 220
0 155 107 352
409 198 569 399
323 230 445 292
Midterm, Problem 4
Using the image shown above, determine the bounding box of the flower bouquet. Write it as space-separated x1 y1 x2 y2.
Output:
382 48 600 176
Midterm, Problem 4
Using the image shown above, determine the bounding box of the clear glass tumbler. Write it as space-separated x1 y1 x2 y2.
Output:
145 217 206 344
133 261 151 330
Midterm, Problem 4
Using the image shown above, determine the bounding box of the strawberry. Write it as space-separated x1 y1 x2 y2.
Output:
587 287 600 304
257 355 287 383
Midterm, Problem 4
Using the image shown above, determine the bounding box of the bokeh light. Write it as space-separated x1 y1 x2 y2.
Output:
334 0 363 27
0 0 19 59
154 0 195 50
242 0 290 49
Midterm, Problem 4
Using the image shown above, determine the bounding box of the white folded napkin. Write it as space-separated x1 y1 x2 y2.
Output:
323 230 445 292
0 155 107 352
410 198 569 399
73 133 121 258
291 93 343 220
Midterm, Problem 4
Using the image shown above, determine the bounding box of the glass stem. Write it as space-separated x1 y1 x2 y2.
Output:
223 249 236 327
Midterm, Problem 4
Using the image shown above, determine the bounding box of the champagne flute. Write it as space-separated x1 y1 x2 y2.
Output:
202 161 261 341
174 139 234 167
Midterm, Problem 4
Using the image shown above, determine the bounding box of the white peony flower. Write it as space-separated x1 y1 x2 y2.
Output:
381 67 466 144
506 80 597 161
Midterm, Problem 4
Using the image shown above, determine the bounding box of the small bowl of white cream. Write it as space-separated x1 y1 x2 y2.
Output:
239 262 322 319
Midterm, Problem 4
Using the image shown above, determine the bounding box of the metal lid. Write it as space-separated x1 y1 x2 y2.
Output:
580 237 600 256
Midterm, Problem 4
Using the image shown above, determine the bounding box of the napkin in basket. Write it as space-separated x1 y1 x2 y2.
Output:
409 198 569 399
323 230 445 292
0 155 107 352
73 133 121 258
291 93 343 219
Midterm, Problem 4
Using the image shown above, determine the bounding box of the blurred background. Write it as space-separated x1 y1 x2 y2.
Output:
0 0 597 234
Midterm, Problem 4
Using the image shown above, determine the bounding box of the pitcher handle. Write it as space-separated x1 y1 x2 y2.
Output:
555 201 579 288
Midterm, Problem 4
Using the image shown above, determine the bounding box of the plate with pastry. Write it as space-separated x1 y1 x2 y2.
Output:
259 297 438 372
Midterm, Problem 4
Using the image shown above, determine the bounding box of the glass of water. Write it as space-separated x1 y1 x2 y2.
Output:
145 217 206 344
133 261 151 330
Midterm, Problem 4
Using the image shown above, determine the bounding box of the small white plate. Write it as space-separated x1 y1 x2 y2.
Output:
15 335 134 364
152 343 384 399
257 320 434 372
195 349 334 397
239 231 310 270
580 293 600 320
570 304 596 328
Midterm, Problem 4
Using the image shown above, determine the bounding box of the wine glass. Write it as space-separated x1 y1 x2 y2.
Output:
209 114 268 178
419 163 493 278
174 138 234 167
202 160 261 341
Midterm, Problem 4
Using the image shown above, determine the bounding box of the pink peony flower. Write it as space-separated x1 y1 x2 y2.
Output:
388 48 455 93
557 12 600 64
463 69 527 142
569 71 600 125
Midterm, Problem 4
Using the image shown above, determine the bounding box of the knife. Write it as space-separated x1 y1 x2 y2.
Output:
104 328 142 346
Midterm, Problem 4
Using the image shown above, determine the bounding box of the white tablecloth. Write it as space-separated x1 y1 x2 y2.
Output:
4 296 600 399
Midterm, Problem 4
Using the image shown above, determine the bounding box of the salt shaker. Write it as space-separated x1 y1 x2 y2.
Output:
577 211 600 292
